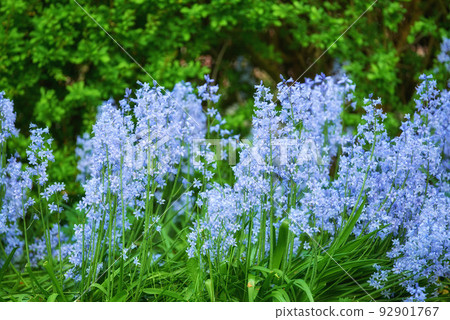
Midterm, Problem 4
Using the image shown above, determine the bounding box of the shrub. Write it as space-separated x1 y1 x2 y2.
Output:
1 0 448 193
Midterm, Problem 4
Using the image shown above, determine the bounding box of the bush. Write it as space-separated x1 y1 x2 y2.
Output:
1 0 449 192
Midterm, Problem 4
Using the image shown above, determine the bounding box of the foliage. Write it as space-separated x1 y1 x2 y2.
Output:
1 0 449 192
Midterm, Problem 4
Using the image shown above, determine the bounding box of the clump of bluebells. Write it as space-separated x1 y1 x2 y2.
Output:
0 78 232 296
66 78 236 296
186 73 450 301
0 59 449 301
189 74 354 260
1 94 69 272
1 93 20 257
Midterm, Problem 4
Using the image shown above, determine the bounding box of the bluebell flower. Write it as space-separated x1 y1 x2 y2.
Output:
437 38 450 72
0 92 19 144
48 203 58 213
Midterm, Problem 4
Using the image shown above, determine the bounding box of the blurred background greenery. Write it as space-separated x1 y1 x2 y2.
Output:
1 0 449 193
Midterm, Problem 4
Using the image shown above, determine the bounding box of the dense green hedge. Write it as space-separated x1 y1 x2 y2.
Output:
1 0 448 191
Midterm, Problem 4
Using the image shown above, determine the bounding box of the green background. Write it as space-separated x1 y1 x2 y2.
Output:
1 0 449 192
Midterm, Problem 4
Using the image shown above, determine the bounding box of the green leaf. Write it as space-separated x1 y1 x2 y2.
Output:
273 219 290 269
47 293 59 302
205 278 215 302
293 279 314 302
0 247 17 283
110 290 128 302
25 263 50 296
268 289 290 302
143 288 186 301
43 261 67 302
91 283 107 297
332 198 366 251
247 274 258 302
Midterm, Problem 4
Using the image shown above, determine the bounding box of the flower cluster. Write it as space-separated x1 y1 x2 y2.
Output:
188 74 356 261
1 93 25 261
29 224 71 267
187 73 449 301
292 75 450 300
67 78 224 280
0 91 19 144
1 95 68 266
437 38 450 73
0 157 26 260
